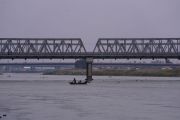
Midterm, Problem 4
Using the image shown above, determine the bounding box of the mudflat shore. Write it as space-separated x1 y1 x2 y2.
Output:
43 68 180 77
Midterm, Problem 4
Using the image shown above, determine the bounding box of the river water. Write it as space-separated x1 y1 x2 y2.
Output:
0 73 180 120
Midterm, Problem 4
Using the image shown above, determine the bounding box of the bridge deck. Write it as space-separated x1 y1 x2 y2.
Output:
0 52 179 59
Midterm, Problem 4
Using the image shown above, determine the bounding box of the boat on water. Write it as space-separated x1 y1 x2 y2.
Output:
69 78 88 85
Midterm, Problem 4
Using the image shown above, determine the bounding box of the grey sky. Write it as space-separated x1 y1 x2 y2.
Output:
0 0 180 50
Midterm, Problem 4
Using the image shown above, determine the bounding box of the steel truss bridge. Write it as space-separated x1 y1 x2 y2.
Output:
0 62 180 67
0 38 180 59
0 38 180 81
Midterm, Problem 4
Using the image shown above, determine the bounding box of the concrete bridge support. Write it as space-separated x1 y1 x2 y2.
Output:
85 58 93 82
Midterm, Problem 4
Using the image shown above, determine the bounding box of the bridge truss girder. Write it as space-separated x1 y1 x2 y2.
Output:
0 38 180 59
0 38 86 59
93 38 180 59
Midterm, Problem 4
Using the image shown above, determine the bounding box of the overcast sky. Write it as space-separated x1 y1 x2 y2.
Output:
0 0 180 50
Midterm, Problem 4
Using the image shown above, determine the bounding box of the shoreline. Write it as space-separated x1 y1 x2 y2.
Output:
43 68 180 77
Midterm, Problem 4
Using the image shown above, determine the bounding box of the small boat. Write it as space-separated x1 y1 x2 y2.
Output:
69 80 88 85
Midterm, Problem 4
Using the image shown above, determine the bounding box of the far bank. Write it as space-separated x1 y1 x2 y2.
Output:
43 68 180 77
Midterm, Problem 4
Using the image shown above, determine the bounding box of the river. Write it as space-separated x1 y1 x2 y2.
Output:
0 73 180 120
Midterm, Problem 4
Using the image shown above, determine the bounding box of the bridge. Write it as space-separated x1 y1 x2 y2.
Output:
0 38 180 81
0 62 179 67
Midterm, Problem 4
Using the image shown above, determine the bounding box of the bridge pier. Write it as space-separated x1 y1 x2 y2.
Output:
85 58 93 82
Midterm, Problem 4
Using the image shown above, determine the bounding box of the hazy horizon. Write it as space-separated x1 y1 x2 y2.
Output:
0 0 180 50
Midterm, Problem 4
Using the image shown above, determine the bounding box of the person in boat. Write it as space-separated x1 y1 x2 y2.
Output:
78 80 82 84
73 78 76 84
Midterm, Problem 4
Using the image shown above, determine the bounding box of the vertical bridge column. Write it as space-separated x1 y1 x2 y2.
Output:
86 58 93 82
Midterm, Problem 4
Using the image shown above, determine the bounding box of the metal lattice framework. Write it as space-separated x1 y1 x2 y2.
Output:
0 38 180 59
93 38 180 58
0 38 86 59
